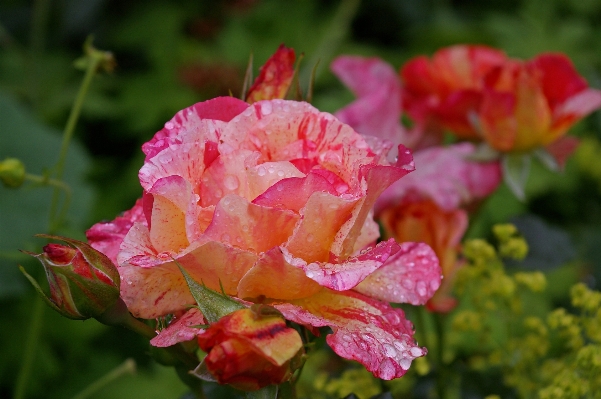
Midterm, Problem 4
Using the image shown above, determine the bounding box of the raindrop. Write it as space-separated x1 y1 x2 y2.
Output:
224 175 239 190
261 102 273 115
257 166 266 177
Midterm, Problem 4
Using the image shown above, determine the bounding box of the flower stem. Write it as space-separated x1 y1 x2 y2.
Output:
434 313 448 399
48 43 103 231
71 358 136 399
13 298 44 399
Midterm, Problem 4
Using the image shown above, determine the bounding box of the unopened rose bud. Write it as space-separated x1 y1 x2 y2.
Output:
21 235 120 320
0 158 25 188
193 306 304 391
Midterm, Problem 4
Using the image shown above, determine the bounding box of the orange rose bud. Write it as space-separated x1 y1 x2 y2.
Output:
22 236 120 320
379 200 468 313
246 44 295 104
196 306 304 390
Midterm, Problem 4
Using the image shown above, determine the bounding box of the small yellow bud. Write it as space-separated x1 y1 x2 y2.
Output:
463 239 497 265
570 283 601 312
514 271 547 292
0 158 25 188
492 223 518 242
499 237 528 260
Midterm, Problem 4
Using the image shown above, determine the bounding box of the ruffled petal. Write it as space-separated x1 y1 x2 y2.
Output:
142 97 248 160
287 238 401 291
354 242 441 305
274 289 425 380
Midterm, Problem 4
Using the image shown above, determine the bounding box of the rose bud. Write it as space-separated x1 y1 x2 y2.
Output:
21 235 120 320
195 306 304 391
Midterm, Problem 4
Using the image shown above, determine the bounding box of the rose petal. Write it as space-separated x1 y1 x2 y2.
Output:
285 191 358 263
291 239 402 291
142 97 248 160
275 289 425 380
377 143 501 212
150 308 206 347
238 248 322 300
86 199 146 265
354 242 441 305
203 194 300 253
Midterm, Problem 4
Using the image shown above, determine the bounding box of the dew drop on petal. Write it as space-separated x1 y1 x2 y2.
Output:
257 166 266 177
400 358 412 370
306 234 314 242
223 175 239 190
410 347 423 357
221 233 230 242
261 102 273 116
164 121 174 130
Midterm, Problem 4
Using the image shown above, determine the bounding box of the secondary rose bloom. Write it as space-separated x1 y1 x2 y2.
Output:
379 200 467 312
479 53 601 152
196 307 303 390
401 45 508 139
88 97 442 380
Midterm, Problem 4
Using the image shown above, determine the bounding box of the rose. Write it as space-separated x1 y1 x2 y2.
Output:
88 97 442 380
479 53 601 152
401 45 508 139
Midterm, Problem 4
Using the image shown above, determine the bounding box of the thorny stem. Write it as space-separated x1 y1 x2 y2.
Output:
71 358 136 399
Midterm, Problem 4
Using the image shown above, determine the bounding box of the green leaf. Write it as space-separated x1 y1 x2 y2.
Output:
502 153 531 201
175 262 244 324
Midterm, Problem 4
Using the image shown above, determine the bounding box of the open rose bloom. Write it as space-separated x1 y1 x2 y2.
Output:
87 96 442 382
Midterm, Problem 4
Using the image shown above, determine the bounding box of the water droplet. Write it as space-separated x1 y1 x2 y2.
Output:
306 234 314 242
261 102 273 115
410 347 423 357
383 343 397 358
268 166 275 174
257 166 266 176
221 233 231 242
164 121 174 130
399 358 412 370
277 170 284 177
416 281 427 297
276 185 284 192
224 175 239 190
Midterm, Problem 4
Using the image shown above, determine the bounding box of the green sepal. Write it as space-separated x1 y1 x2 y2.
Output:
175 262 244 324
241 52 254 101
502 153 531 201
18 265 69 317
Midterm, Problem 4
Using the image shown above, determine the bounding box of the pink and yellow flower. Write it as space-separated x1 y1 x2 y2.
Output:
479 53 601 152
87 96 442 380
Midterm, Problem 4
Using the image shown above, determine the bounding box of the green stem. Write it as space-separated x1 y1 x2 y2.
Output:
48 48 102 231
13 298 45 399
434 313 448 399
71 358 136 399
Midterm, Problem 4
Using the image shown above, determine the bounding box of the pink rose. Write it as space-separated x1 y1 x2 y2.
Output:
87 97 441 380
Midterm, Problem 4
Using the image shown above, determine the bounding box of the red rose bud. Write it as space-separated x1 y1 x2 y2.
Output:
194 306 304 391
21 235 120 320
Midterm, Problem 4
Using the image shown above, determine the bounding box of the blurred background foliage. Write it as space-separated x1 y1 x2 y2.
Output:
1 0 601 398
